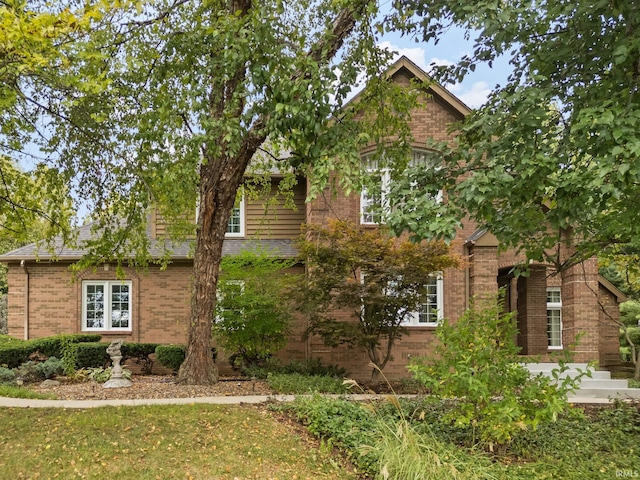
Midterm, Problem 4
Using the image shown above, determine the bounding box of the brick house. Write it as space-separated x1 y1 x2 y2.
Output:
0 56 625 380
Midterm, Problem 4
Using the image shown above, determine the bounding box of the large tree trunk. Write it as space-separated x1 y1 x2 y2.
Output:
177 153 250 384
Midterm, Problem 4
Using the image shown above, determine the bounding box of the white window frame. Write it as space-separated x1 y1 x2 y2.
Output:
360 149 441 225
225 194 245 237
82 280 132 332
546 287 563 349
404 275 444 327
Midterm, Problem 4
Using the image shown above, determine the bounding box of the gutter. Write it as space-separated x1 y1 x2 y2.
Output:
20 260 29 340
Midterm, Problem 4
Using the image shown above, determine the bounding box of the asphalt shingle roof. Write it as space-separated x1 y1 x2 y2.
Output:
0 222 298 262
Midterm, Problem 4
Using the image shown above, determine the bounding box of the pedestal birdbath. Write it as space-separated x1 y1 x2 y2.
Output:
103 339 133 389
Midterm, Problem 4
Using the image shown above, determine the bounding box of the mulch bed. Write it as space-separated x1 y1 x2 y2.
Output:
30 375 274 401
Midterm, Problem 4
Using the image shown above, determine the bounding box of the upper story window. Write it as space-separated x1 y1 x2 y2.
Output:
360 149 439 225
546 287 562 349
82 280 132 331
226 194 245 237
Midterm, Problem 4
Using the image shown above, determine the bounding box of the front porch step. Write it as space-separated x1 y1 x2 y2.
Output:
522 362 639 400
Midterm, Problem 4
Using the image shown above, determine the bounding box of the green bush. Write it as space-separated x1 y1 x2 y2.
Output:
30 334 102 358
408 296 584 451
0 342 32 368
155 345 216 372
155 345 186 371
620 327 640 348
214 251 296 369
0 365 16 384
74 342 111 369
0 334 102 369
267 373 348 394
35 357 64 380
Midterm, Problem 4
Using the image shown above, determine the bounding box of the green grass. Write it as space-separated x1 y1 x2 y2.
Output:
0 385 55 399
0 404 358 479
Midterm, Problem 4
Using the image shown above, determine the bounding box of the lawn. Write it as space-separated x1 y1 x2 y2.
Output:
0 404 358 480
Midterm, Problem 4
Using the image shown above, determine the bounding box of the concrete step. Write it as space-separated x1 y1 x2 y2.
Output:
522 362 640 399
568 388 640 400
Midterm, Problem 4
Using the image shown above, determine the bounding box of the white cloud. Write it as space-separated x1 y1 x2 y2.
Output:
456 81 491 108
377 41 428 70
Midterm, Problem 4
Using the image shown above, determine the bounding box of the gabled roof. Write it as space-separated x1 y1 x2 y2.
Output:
345 55 472 118
0 222 298 263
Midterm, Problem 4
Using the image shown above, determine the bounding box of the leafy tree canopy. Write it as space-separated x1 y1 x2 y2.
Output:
387 0 640 271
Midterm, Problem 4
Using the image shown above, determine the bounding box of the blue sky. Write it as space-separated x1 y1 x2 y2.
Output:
377 26 512 108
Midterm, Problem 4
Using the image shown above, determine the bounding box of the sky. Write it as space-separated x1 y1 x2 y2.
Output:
376 25 513 109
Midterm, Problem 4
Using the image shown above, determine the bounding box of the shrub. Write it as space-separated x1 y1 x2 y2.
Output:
35 357 64 380
30 334 102 358
155 345 216 372
15 361 41 382
0 341 32 368
214 250 297 369
408 296 584 452
267 373 348 394
155 345 186 371
0 365 16 384
620 327 640 348
75 342 111 368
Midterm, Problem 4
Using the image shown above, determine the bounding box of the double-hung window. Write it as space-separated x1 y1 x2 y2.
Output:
546 287 562 349
226 194 245 237
404 275 443 326
82 281 132 331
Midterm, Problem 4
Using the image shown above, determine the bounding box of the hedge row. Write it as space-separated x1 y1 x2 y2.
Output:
0 334 100 368
0 334 216 372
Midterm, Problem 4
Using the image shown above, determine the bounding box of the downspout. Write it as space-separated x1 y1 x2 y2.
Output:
20 260 29 340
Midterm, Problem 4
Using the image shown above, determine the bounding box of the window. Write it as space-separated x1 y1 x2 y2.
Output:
404 275 443 326
360 150 439 225
546 287 562 349
82 281 132 331
361 155 389 225
226 194 245 237
215 280 245 323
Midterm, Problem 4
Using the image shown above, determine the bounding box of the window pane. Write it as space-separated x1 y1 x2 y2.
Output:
227 207 241 233
111 284 130 328
547 309 562 347
418 276 439 324
546 289 561 304
85 284 105 329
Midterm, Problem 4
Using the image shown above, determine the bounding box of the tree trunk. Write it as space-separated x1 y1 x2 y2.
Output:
177 154 249 385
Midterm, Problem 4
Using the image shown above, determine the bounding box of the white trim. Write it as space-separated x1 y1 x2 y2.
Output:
82 280 132 332
546 287 563 349
225 194 245 237
404 275 443 327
